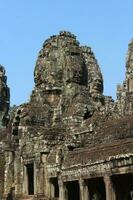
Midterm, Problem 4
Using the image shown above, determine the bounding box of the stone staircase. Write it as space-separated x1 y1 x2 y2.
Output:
15 195 34 200
19 195 50 200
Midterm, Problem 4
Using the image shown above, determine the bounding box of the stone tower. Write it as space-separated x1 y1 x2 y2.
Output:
126 39 133 91
116 39 133 115
0 65 10 127
0 65 10 197
30 31 104 128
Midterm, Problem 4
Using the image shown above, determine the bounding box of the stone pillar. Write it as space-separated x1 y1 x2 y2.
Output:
104 176 116 200
44 177 51 198
79 178 90 200
49 180 54 198
58 179 66 200
23 165 27 194
14 153 23 196
34 162 37 195
4 151 14 195
38 165 44 194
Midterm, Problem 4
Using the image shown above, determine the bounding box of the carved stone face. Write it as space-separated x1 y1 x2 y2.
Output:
34 34 88 89
90 77 103 94
64 49 87 85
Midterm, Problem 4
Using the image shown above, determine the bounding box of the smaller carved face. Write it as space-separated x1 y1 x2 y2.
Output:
65 53 87 85
90 77 103 94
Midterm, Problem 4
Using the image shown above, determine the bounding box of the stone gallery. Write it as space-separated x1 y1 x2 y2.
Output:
0 31 133 200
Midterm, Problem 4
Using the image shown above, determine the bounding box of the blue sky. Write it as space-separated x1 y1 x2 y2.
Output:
0 0 133 106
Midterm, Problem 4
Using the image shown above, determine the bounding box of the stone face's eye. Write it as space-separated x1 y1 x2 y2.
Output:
70 52 80 56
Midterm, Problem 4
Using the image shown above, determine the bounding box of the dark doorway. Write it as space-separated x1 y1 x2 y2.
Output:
87 177 106 200
26 164 34 195
50 177 59 198
66 180 80 200
6 187 15 200
112 173 133 200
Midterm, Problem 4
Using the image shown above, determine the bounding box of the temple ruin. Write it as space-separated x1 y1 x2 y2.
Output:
0 31 133 200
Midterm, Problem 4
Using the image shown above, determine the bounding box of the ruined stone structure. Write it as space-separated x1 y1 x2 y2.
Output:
0 31 133 200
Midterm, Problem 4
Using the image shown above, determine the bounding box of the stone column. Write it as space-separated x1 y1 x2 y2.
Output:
104 175 116 200
14 153 23 195
79 178 90 200
58 179 67 200
4 151 14 195
38 166 44 194
34 162 37 195
23 165 27 194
